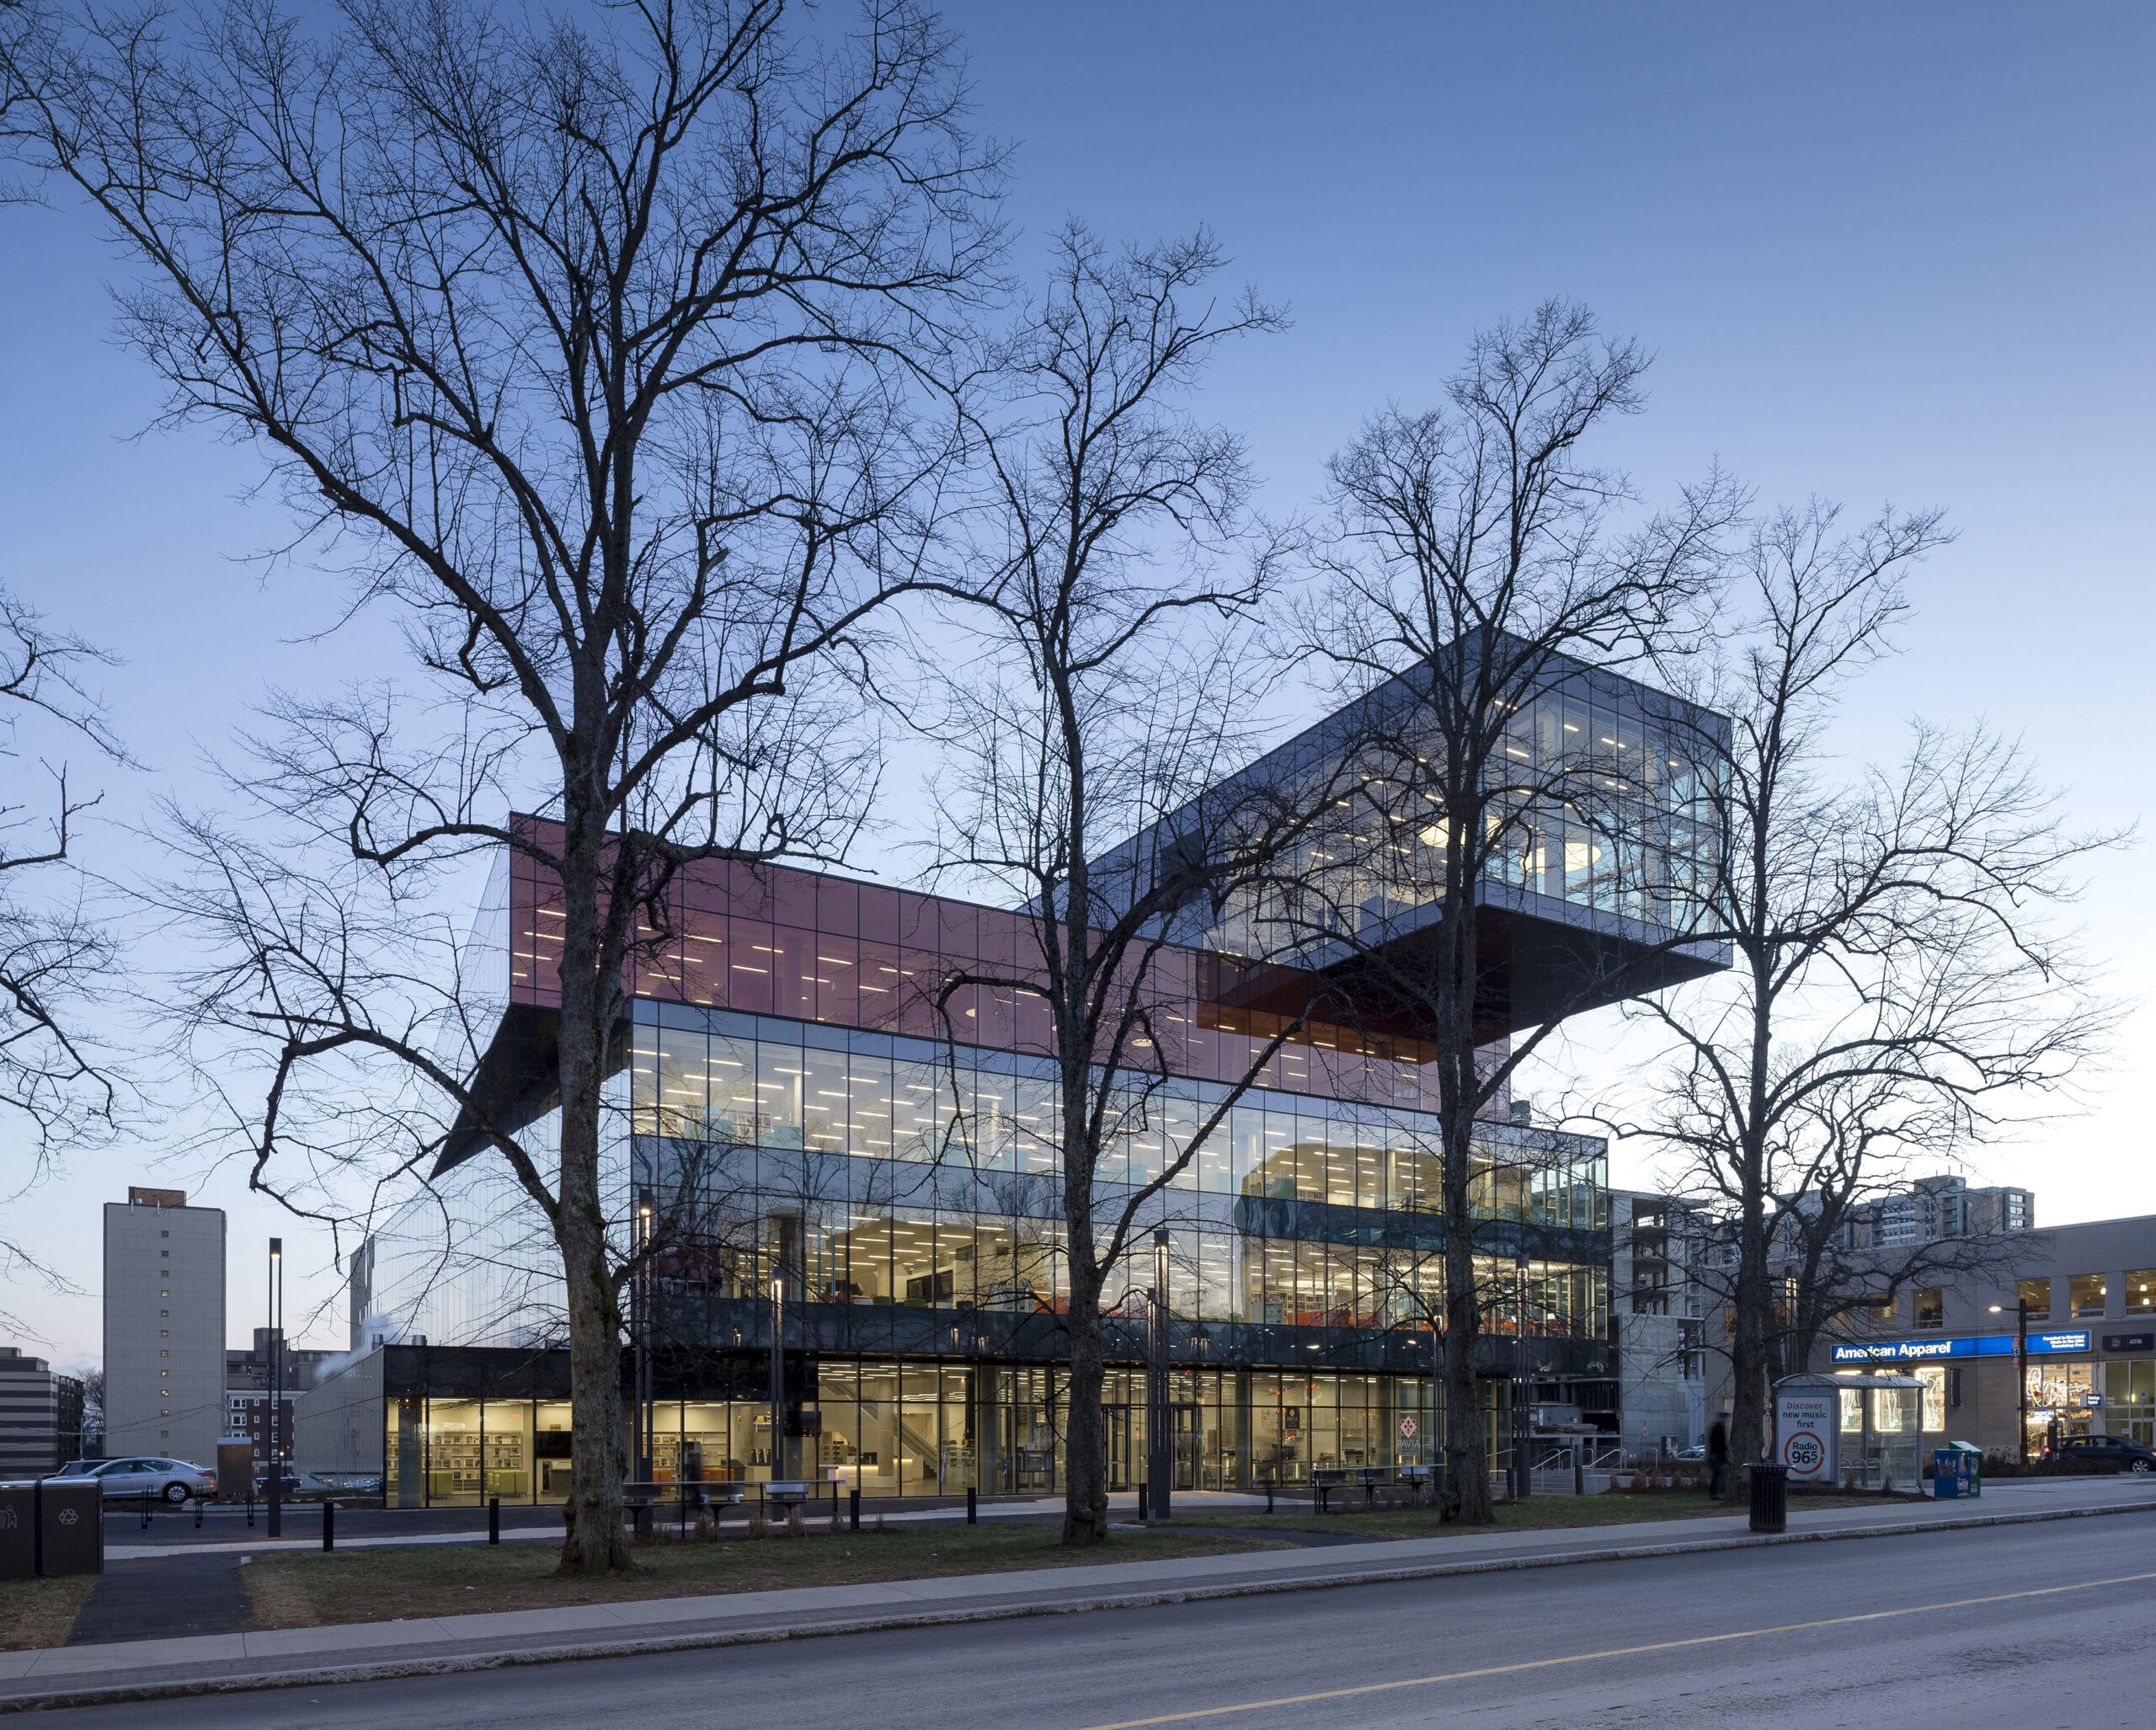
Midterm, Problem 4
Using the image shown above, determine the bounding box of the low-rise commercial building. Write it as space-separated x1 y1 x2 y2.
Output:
1719 1211 2156 1459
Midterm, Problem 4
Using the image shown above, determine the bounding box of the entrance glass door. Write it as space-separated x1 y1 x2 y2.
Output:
1174 1404 1200 1491
1104 1404 1133 1491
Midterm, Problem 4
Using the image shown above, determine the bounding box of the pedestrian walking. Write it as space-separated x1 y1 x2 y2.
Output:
1707 1418 1730 1500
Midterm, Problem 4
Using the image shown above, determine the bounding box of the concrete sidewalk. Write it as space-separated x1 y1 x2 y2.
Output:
8 1476 2153 1714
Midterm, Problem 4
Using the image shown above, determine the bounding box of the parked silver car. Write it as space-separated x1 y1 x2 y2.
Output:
58 1456 216 1503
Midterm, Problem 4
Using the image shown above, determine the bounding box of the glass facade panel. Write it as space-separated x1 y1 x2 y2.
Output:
424 1398 483 1506
2129 1272 2156 1316
482 1401 532 1499
2070 1273 2107 1318
535 1402 574 1498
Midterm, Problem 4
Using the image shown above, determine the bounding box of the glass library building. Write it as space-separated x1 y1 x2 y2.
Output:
297 646 1727 1505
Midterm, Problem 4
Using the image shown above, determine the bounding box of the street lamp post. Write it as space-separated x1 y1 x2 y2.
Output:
267 1238 283 1539
769 1271 786 1482
633 1191 654 1485
1147 1231 1171 1522
1989 1298 2031 1464
1513 1247 1530 1503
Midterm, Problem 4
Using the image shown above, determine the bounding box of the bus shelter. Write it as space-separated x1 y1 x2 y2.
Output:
1774 1372 1924 1491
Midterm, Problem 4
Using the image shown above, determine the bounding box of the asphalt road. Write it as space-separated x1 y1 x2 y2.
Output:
46 1514 2156 1727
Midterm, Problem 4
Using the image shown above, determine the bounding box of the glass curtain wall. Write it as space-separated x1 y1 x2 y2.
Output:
377 1365 1464 1503
629 1008 1609 1344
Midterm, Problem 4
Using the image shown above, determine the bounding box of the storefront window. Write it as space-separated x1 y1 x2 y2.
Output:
2028 1359 2096 1444
2128 1272 2156 1316
482 1401 532 1500
2102 1361 2153 1446
1915 1365 1946 1433
2018 1278 2052 1321
1913 1289 1944 1330
424 1398 483 1505
2070 1273 2107 1318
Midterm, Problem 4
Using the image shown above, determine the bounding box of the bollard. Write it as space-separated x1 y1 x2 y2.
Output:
323 1498 335 1552
966 1486 977 1524
195 1495 203 1530
1574 1444 1584 1497
849 1487 860 1531
1265 1478 1274 1514
488 1495 500 1545
1136 1484 1148 1523
247 1488 254 1530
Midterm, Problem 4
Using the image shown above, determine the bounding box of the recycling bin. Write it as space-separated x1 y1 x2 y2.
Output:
38 1478 103 1574
0 1485 32 1579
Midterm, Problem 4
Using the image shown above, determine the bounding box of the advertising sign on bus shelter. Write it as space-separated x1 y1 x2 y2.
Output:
1774 1386 1838 1484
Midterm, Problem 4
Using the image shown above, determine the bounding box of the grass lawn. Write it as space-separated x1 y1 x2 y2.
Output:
244 1522 1289 1630
0 1575 99 1649
1166 1491 1741 1540
1164 1484 1923 1535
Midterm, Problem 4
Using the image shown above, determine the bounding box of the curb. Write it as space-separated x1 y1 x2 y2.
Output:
8 1497 2153 1714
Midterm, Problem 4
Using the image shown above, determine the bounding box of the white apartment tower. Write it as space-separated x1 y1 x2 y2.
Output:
103 1188 227 1464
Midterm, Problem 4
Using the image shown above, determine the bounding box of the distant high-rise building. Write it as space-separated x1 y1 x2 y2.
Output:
1849 1175 2036 1250
103 1188 226 1466
0 1346 83 1473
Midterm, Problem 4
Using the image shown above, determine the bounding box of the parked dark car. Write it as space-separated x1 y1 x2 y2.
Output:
2047 1434 2156 1472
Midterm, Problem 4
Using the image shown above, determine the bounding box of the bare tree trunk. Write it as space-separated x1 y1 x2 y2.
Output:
552 820 632 1573
1062 1274 1108 1545
1439 1209 1490 1523
1726 1185 1771 1475
559 1159 629 1572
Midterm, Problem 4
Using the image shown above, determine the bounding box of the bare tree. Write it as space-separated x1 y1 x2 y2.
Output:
1629 500 2114 1475
919 222 1328 1545
1275 302 1740 1521
0 588 131 1328
6 0 1001 1572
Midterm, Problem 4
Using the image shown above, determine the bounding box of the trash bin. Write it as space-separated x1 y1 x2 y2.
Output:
0 1485 33 1580
37 1479 101 1575
1748 1462 1788 1534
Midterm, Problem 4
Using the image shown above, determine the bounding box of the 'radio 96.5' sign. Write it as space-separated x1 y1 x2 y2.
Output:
1775 1390 1839 1484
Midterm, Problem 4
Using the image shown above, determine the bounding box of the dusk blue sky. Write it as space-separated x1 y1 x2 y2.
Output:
0 2 2148 1367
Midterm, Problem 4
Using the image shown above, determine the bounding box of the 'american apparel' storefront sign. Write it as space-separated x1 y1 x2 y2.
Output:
1830 1331 2091 1364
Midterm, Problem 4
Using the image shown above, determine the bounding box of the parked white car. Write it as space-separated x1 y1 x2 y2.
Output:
58 1457 217 1503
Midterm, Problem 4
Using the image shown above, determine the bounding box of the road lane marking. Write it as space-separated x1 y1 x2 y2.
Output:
1076 1569 2156 1728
